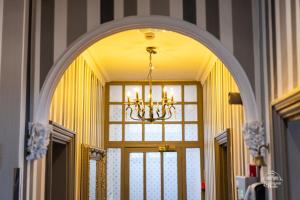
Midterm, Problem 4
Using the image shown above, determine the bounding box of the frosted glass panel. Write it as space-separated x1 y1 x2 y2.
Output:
130 153 144 200
89 160 97 200
125 85 142 100
164 152 178 200
186 148 201 200
109 105 122 122
164 85 181 102
166 104 182 121
145 85 162 102
165 124 182 141
184 85 197 102
110 85 123 102
185 124 198 141
125 124 142 141
184 104 198 121
109 124 122 141
107 148 121 200
146 153 161 200
145 124 162 141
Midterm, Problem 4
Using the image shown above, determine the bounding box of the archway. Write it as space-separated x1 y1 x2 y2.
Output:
34 16 258 124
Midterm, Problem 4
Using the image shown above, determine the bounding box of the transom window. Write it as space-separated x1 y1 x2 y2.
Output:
106 82 201 143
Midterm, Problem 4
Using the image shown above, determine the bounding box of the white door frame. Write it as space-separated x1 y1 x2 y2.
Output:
28 16 259 199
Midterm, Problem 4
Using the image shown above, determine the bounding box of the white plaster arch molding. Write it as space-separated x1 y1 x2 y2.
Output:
34 15 259 138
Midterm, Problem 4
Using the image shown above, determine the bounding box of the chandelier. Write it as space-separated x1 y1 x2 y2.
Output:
125 47 175 122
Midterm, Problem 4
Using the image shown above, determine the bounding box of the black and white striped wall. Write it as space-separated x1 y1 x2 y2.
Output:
34 0 259 94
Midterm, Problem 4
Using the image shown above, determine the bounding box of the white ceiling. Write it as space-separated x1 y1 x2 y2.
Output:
84 29 217 81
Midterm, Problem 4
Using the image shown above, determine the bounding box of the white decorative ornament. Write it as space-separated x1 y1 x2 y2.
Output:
243 121 265 156
26 122 52 160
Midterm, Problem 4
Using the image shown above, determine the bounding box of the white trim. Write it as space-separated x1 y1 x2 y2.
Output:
34 16 259 124
81 50 109 85
198 55 217 84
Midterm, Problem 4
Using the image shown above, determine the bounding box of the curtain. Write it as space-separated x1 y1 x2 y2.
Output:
49 55 104 199
203 60 250 200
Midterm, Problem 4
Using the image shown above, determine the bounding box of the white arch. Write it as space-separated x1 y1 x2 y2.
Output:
35 16 258 123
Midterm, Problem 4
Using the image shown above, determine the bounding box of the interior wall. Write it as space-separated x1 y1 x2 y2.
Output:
203 60 250 200
49 55 104 199
266 0 300 100
33 0 257 94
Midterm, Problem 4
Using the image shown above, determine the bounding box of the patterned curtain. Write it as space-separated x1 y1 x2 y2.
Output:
203 60 250 200
49 55 104 199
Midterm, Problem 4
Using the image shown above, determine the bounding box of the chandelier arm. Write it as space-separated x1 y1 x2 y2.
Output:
126 106 142 121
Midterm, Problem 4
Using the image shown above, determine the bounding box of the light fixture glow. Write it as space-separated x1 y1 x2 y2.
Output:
125 47 176 122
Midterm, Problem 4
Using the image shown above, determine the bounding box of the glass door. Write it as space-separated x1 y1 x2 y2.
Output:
124 148 183 200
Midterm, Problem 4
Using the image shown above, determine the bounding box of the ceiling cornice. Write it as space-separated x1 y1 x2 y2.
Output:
81 50 110 84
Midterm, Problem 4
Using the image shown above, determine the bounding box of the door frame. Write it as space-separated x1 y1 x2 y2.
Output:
214 129 232 200
45 121 76 200
123 147 184 200
271 88 300 200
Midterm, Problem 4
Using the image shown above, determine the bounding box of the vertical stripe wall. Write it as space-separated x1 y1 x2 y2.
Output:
36 0 257 96
203 60 249 200
266 0 300 101
49 55 104 199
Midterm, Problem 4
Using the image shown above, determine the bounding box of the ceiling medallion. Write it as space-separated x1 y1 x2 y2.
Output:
125 47 176 122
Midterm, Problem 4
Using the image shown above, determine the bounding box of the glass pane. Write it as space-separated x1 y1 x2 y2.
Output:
166 104 182 122
125 124 142 141
145 124 162 141
185 124 198 141
146 153 161 200
125 85 142 101
109 105 122 122
130 153 144 200
107 148 121 200
186 148 201 200
164 85 181 102
164 152 178 200
89 160 97 200
110 85 123 102
109 124 122 141
145 85 162 102
184 104 198 121
165 124 182 141
184 85 197 102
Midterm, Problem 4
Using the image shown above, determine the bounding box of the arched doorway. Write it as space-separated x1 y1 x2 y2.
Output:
35 16 258 123
29 16 259 199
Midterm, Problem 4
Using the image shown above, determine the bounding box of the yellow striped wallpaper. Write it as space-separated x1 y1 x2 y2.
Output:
203 60 250 200
49 55 104 199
